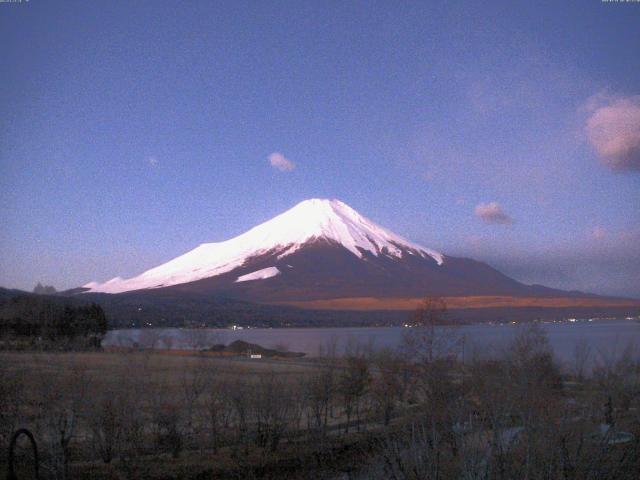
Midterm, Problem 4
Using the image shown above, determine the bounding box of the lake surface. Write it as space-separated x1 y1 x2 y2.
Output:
104 320 640 370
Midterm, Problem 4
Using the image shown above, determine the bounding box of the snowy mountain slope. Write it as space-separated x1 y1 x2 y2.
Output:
83 199 444 294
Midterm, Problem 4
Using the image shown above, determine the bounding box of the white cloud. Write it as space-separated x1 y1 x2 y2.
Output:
268 152 295 172
423 170 435 182
586 94 640 172
474 202 513 225
147 156 159 167
589 226 607 241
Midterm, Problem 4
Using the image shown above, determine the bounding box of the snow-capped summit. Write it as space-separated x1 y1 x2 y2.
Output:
83 199 443 294
248 199 443 263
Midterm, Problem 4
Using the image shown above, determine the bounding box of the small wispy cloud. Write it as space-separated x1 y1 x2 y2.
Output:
423 170 435 182
147 156 159 168
586 94 640 172
589 226 608 241
268 152 295 172
474 202 513 225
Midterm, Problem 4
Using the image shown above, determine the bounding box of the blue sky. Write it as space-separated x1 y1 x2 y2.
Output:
1 0 639 297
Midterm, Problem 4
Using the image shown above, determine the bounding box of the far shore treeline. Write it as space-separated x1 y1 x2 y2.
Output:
0 292 107 350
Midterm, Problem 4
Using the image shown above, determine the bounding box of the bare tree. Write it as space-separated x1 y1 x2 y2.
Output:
228 377 253 457
88 387 125 463
0 367 24 461
305 362 336 453
370 349 402 426
205 373 232 453
184 329 209 351
339 354 370 433
573 337 592 382
36 357 89 480
111 353 153 477
149 374 185 459
376 422 451 480
138 328 161 350
181 359 209 444
403 296 461 364
253 372 298 452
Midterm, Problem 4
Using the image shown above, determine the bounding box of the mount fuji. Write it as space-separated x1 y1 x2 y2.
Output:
83 199 443 295
79 198 610 306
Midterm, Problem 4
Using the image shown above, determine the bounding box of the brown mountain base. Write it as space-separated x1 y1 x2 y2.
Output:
274 296 640 311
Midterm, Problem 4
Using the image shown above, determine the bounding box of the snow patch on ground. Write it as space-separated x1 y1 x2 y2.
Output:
235 267 280 283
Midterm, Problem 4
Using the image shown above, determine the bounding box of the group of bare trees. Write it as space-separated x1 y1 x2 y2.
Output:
356 318 640 480
1 299 639 479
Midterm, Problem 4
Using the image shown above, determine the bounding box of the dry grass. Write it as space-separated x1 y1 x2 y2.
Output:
0 350 316 387
0 351 327 479
275 295 640 311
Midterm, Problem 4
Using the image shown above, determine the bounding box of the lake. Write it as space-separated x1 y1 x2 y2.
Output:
103 319 640 370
